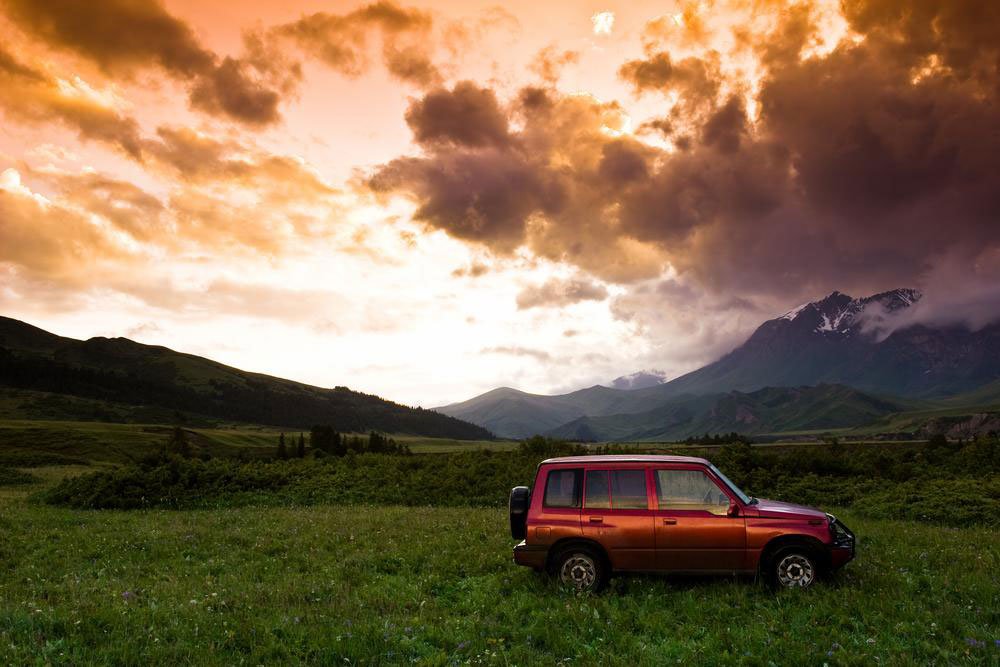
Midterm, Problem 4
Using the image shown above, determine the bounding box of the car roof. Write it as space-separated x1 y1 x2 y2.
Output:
540 454 711 466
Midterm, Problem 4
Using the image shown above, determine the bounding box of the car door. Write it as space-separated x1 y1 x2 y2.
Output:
580 466 655 570
652 465 747 573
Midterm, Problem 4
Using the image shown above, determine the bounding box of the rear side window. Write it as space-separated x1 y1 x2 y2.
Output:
611 470 648 509
585 469 649 510
543 468 582 508
585 470 610 508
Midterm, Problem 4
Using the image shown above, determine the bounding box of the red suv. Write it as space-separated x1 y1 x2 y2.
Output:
509 455 854 591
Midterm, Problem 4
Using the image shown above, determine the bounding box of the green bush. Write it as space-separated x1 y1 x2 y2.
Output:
38 436 1000 527
39 452 541 510
852 478 1000 527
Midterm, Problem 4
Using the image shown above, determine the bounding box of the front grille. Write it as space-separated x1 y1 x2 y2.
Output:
827 513 855 548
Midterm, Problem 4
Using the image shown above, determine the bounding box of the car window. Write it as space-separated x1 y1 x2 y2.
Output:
655 469 731 515
543 468 582 508
584 470 610 509
611 470 648 509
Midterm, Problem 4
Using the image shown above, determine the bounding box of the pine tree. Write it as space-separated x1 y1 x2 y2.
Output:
297 433 305 458
277 433 288 460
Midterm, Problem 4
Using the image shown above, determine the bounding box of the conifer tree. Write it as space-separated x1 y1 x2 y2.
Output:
297 432 305 458
277 433 288 460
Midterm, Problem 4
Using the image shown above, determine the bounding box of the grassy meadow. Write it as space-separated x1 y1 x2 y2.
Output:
2 426 1000 664
2 470 1000 665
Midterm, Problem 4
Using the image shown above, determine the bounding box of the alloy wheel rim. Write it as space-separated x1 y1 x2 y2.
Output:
560 554 597 590
776 554 815 587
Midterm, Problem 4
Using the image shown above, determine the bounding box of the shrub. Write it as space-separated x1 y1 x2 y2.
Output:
37 436 1000 528
852 478 1000 527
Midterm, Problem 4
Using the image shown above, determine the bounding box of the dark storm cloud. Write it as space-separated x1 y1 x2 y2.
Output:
274 1 441 87
404 82 510 148
369 82 663 280
368 0 1000 319
618 51 721 114
0 0 284 125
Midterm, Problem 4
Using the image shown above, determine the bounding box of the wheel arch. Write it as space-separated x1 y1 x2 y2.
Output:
759 534 830 574
546 537 612 574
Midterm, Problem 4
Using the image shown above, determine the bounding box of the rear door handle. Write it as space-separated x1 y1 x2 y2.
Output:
662 518 677 525
589 516 603 523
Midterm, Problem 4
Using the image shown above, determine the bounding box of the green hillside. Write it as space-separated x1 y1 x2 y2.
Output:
547 384 924 442
0 316 492 440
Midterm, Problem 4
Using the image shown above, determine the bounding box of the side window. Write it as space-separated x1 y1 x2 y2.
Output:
584 470 610 509
543 468 582 508
610 470 648 509
655 469 731 515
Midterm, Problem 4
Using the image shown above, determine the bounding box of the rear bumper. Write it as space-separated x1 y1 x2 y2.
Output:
513 540 547 570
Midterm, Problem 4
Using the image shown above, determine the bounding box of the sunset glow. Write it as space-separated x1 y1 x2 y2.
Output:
1 0 998 406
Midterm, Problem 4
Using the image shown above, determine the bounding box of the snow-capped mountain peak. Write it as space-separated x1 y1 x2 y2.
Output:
774 288 922 336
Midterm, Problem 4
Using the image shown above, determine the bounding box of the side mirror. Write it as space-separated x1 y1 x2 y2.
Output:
727 501 739 517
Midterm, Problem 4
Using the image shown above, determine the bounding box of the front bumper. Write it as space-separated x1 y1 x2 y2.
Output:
827 514 856 569
513 540 547 570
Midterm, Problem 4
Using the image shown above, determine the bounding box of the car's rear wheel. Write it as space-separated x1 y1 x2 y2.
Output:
555 546 608 593
772 547 817 588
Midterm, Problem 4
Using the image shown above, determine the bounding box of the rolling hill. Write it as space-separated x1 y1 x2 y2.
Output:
0 316 492 439
545 384 924 442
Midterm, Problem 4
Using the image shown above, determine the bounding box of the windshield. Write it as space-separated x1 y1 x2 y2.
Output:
709 464 753 505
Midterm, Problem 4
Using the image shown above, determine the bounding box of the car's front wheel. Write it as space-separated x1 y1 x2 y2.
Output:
771 547 817 588
555 546 608 593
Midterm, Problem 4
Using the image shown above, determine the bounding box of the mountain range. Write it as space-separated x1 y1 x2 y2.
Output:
435 289 1000 440
0 316 492 440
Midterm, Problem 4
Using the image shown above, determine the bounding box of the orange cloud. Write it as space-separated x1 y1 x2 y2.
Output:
1 0 286 125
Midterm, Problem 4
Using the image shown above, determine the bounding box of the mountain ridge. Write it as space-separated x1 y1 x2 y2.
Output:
436 288 1000 438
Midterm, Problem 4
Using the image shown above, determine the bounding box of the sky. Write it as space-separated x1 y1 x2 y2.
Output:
1 0 999 407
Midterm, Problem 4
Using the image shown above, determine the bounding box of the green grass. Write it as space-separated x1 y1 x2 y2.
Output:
0 419 290 464
0 418 510 463
2 472 999 665
393 435 517 453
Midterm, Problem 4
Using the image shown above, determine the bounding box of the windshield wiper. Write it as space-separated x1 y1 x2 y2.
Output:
749 496 759 505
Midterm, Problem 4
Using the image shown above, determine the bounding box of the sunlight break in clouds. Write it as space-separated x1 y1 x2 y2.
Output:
591 11 615 35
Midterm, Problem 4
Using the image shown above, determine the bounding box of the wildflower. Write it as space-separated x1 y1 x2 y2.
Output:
122 591 133 602
867 638 876 645
457 642 468 650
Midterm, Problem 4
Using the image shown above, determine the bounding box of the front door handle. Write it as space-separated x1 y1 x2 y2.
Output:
662 518 677 525
589 516 603 523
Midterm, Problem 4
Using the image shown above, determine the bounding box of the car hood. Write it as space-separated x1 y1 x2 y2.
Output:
751 498 828 521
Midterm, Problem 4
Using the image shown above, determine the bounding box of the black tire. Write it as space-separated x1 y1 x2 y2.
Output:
553 546 609 593
509 486 530 540
768 546 818 589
